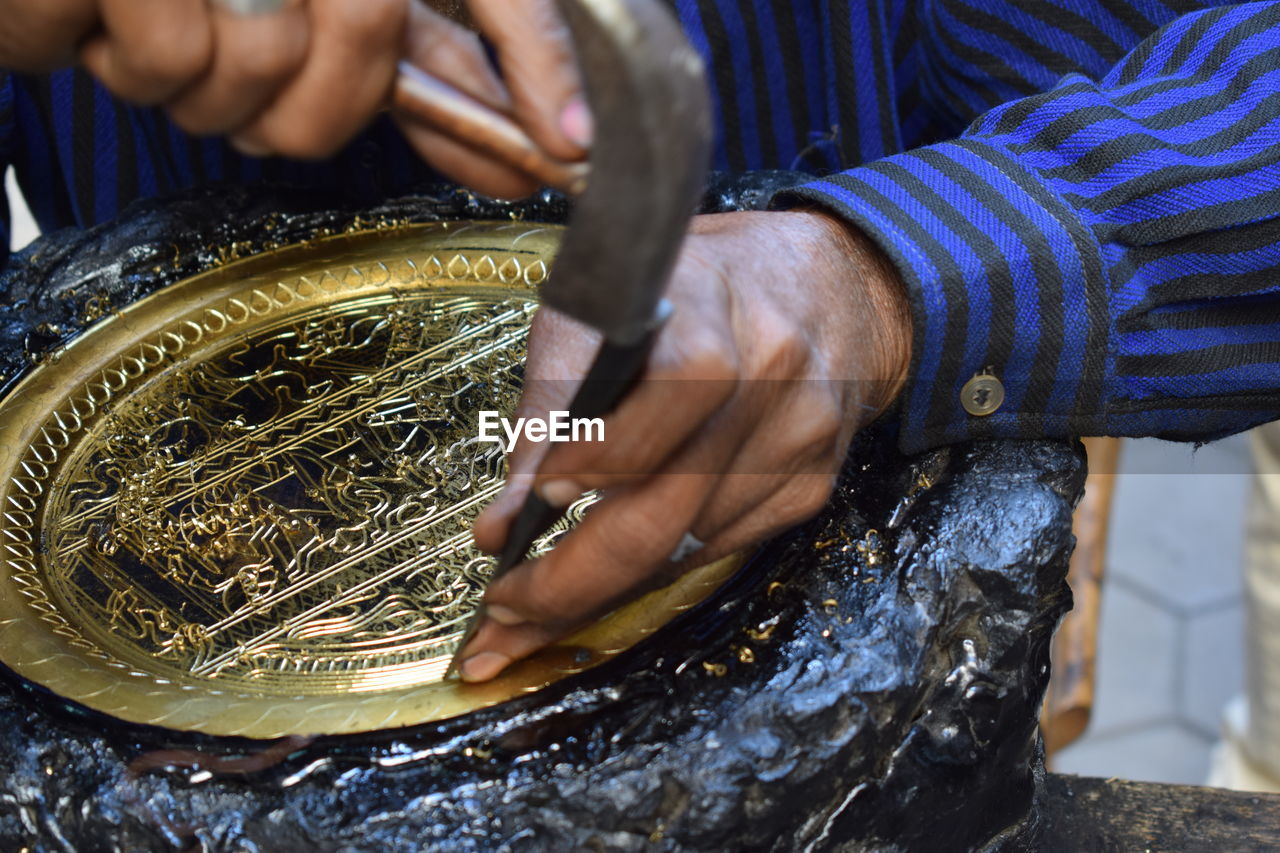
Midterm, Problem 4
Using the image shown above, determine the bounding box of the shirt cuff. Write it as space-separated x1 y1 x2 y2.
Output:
773 137 1112 455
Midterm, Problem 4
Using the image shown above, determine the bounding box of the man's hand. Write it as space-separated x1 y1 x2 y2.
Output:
460 209 913 682
0 0 586 197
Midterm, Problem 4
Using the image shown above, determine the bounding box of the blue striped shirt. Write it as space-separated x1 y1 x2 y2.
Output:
2 0 1278 451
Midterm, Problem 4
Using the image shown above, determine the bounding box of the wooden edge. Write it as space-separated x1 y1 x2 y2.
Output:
1039 773 1280 851
1042 437 1122 759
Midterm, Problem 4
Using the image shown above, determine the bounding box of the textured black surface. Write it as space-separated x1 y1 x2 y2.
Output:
0 185 1083 852
1038 773 1280 851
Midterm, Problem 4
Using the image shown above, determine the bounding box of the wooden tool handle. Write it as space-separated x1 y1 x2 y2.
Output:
392 62 589 195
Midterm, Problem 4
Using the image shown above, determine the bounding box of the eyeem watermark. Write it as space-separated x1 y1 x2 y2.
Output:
478 411 604 453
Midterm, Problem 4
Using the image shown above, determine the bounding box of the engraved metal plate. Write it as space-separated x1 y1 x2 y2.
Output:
0 222 740 738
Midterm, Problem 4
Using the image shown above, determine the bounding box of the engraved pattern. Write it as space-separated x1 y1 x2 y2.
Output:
8 233 577 693
0 223 738 736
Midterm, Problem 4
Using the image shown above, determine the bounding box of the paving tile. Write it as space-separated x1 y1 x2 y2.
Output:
1106 459 1249 610
1053 723 1213 785
1053 434 1255 786
1180 602 1245 737
1117 434 1254 476
1089 580 1181 734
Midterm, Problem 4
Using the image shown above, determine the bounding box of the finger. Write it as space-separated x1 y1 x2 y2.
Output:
686 385 844 541
531 375 735 492
165 1 309 137
468 0 589 158
0 1 97 71
472 306 601 552
401 1 509 110
531 302 739 497
395 3 544 194
394 118 539 199
232 0 407 159
665 387 845 575
460 415 753 681
458 469 720 682
690 472 838 570
474 244 737 548
80 0 214 105
450 613 558 683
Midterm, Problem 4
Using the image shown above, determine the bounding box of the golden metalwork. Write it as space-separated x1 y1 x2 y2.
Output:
0 221 741 738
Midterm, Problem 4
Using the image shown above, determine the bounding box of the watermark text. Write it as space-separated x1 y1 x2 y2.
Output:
478 410 604 453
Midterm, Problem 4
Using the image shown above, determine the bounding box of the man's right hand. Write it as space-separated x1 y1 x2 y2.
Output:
0 0 587 199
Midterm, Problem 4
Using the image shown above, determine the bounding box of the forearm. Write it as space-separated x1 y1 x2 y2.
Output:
777 1 1280 451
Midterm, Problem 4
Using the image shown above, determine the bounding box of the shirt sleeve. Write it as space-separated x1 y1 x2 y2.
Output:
776 1 1280 453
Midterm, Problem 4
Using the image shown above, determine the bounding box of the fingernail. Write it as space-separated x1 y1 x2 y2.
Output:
538 479 582 508
559 95 593 149
229 134 271 158
460 651 512 683
485 604 526 627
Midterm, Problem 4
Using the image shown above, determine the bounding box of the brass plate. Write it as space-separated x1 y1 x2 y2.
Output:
0 221 740 738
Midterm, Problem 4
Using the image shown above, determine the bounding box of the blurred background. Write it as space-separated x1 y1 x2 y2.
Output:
1050 435 1252 785
4 170 1260 789
7 170 36 251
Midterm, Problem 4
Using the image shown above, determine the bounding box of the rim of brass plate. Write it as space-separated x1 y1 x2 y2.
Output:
0 221 742 739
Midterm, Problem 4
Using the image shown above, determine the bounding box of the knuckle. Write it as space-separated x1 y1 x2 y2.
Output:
502 28 576 95
669 329 739 387
123 32 211 86
688 338 740 384
761 333 811 379
233 41 302 86
750 315 812 379
425 29 484 72
332 0 405 44
26 2 69 27
570 438 655 482
793 397 844 451
791 479 835 520
597 511 668 569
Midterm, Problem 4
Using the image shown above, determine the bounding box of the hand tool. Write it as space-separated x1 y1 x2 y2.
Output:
393 63 590 195
218 0 712 677
444 0 713 676
216 0 588 193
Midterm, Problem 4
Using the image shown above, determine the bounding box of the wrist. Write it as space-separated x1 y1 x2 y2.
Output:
801 209 913 416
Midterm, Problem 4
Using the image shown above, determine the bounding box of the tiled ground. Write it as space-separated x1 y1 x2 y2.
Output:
1053 434 1254 784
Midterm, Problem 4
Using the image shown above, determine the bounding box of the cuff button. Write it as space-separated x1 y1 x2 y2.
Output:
961 369 1004 417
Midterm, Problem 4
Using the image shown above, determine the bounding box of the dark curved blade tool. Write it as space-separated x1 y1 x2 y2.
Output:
448 0 712 676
